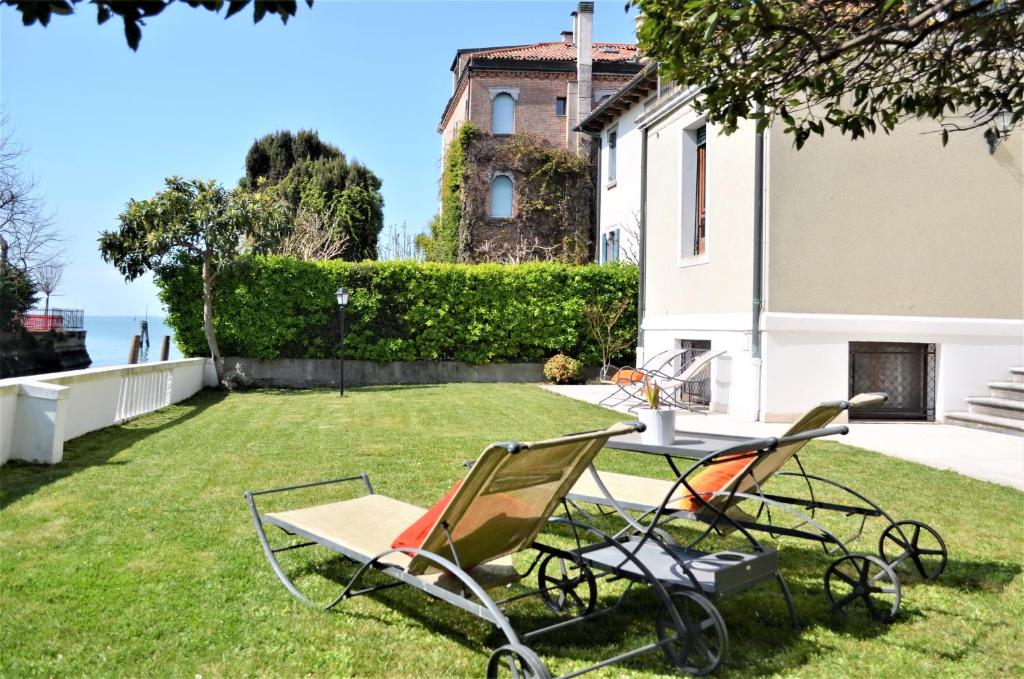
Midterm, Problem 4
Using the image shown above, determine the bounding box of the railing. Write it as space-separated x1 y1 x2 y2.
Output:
0 358 216 465
21 308 85 332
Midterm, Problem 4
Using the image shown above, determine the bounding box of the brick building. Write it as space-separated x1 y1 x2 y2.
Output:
436 2 643 262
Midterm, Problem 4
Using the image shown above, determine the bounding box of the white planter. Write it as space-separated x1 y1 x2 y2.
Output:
636 408 676 446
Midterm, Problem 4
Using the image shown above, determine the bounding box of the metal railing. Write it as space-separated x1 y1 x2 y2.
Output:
21 308 85 332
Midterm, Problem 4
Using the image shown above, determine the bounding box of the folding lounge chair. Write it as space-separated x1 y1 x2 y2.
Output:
567 394 948 623
601 349 726 413
245 421 747 677
598 348 686 407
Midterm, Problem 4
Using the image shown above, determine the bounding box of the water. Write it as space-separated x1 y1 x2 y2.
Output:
84 315 185 368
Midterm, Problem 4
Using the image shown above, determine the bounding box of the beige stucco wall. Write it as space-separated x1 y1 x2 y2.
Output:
643 105 757 317
767 121 1024 319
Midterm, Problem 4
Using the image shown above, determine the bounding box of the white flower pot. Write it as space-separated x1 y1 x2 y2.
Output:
636 408 676 446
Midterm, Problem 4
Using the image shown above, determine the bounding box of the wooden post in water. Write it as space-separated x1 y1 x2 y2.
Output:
128 335 141 364
160 336 170 361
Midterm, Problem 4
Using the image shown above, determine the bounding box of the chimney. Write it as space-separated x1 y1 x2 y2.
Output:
561 30 574 43
575 2 594 128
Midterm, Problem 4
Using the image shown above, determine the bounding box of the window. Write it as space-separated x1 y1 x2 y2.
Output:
680 124 708 262
490 175 513 218
600 230 620 263
492 93 515 134
607 129 617 182
555 97 567 117
693 126 707 255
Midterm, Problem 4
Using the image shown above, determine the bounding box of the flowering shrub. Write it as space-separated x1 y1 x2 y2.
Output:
544 354 583 384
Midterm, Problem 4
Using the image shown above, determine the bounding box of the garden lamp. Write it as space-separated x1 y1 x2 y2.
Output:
336 287 349 396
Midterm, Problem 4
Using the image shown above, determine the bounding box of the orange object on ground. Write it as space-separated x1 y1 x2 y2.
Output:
611 368 645 384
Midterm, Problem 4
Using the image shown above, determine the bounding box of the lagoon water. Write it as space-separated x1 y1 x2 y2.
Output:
84 315 185 368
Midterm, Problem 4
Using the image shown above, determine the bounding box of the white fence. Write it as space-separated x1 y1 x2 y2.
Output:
0 358 216 465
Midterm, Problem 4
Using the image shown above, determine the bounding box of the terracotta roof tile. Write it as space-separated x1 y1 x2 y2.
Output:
471 41 638 63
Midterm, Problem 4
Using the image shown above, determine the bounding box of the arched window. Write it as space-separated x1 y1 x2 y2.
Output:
492 93 515 134
490 175 513 218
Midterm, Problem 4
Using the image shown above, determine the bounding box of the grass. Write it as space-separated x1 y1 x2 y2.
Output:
1 384 1022 677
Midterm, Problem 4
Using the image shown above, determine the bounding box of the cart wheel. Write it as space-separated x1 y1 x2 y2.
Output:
825 553 901 623
656 590 728 676
486 644 551 679
537 552 597 616
879 520 947 581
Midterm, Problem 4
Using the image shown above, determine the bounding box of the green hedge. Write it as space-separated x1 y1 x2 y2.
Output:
157 257 638 365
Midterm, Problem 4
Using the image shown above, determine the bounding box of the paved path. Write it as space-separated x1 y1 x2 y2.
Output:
543 384 1024 491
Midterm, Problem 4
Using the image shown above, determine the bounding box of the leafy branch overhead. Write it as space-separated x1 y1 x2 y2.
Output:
6 0 313 50
635 0 1023 147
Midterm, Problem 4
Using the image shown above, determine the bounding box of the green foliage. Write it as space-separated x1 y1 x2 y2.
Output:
5 0 311 51
543 354 583 384
98 177 280 281
243 130 384 260
156 257 639 365
245 130 344 191
636 0 1023 147
418 123 475 262
0 265 36 331
461 132 593 263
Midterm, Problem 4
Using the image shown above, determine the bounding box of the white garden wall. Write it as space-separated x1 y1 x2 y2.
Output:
0 358 213 465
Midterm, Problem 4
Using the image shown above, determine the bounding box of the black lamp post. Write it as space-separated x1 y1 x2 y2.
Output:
336 286 349 397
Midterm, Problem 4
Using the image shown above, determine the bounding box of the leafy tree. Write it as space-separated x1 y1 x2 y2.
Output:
242 130 384 260
243 129 342 190
635 0 1023 147
5 0 312 51
99 177 285 383
0 263 36 331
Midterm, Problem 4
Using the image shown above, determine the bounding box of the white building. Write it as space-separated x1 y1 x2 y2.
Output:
580 66 656 264
579 67 1024 432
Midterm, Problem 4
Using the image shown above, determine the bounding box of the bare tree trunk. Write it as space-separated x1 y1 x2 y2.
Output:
201 251 224 385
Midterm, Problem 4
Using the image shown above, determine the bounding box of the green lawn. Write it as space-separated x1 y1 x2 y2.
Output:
1 384 1021 677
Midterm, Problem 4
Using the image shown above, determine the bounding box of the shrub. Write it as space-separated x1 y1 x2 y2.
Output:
157 257 638 366
543 354 583 384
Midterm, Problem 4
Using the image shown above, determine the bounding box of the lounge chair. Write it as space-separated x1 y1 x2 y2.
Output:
567 394 948 623
245 421 746 677
601 349 726 413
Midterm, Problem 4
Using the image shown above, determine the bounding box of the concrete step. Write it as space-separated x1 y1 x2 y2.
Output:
945 411 1024 436
967 396 1024 420
1011 367 1024 384
989 381 1024 401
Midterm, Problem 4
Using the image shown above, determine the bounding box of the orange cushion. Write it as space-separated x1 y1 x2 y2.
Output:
678 452 755 512
392 480 464 553
612 368 645 385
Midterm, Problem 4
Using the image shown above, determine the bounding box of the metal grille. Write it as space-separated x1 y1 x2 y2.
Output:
677 340 712 407
849 342 935 421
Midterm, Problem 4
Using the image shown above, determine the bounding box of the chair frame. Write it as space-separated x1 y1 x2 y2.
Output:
566 400 948 623
600 349 724 413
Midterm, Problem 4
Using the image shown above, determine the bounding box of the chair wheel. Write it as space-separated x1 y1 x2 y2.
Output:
879 520 947 581
487 644 551 679
825 553 901 623
537 552 597 616
656 590 728 676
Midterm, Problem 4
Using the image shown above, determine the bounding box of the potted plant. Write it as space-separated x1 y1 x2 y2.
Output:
636 377 676 446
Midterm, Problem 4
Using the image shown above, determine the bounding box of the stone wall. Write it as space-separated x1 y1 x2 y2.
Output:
223 356 599 389
0 329 92 378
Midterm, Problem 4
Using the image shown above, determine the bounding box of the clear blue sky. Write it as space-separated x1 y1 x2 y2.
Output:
1 0 637 316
